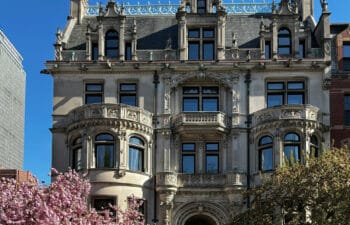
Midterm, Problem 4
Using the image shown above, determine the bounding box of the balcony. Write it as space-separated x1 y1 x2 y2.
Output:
252 104 321 129
56 104 153 132
171 112 230 133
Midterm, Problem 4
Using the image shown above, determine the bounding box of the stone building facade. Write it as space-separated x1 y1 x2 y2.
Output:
0 30 25 170
44 0 331 224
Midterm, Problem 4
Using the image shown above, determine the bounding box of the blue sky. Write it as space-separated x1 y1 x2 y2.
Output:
0 0 348 184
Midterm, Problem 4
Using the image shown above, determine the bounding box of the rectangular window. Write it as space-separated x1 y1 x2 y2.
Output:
188 28 215 60
345 95 350 125
92 197 116 214
182 143 195 174
299 40 305 59
125 42 132 61
343 43 350 71
197 0 206 13
183 86 218 111
85 83 103 104
120 83 137 106
265 41 271 59
205 143 219 174
92 43 98 61
267 81 305 107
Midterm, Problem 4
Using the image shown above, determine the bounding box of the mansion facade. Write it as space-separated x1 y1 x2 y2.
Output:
43 0 331 224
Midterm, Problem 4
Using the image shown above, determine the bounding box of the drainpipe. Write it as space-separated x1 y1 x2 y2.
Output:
152 71 159 225
244 70 252 208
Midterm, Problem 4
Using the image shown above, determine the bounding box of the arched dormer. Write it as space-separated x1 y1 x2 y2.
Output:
105 29 119 58
278 27 292 56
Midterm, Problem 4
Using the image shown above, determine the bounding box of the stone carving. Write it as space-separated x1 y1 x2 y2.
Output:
281 109 302 119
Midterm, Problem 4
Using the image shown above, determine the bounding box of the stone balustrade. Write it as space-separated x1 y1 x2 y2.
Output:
172 112 229 131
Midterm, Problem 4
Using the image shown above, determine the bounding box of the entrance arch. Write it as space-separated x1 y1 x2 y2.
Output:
185 214 217 225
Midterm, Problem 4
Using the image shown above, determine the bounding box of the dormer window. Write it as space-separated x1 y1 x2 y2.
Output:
343 42 350 71
188 28 215 60
105 30 119 58
197 0 206 14
278 28 291 56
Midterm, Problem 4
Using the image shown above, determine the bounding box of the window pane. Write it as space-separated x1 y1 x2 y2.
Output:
188 29 200 38
284 145 300 163
183 98 199 111
86 84 102 92
279 29 290 35
93 198 115 212
182 155 195 174
120 84 137 91
125 43 132 60
267 94 283 107
206 143 219 151
189 42 200 60
183 87 199 94
265 42 271 59
183 143 195 151
278 37 290 46
267 83 284 90
284 133 299 141
129 147 143 171
96 133 114 141
345 96 350 109
288 82 304 90
287 94 304 104
343 44 350 57
260 147 273 171
86 95 102 104
130 137 144 146
202 97 218 111
203 29 214 38
299 42 305 58
202 87 218 94
203 42 214 60
96 144 114 168
120 95 137 106
278 47 290 55
259 136 272 145
92 43 99 61
106 39 118 47
73 148 82 170
206 155 218 174
343 58 350 71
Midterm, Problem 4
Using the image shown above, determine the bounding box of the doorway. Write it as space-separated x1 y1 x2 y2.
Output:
184 215 217 225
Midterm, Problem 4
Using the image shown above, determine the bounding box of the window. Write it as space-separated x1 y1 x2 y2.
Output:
85 83 103 104
182 143 195 174
267 81 305 107
343 42 350 71
258 136 273 171
183 86 219 111
125 42 132 61
92 197 116 215
344 95 350 125
188 28 215 60
105 30 119 58
120 83 137 106
205 143 219 174
310 135 319 158
283 133 301 164
278 28 291 56
197 0 206 13
299 40 305 59
72 137 82 171
95 133 114 168
265 41 271 59
92 43 98 61
129 137 145 172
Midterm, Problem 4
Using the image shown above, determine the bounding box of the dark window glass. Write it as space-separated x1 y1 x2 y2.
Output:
183 87 199 94
268 83 284 90
206 155 218 173
72 147 82 170
120 83 137 106
299 40 305 58
125 42 132 61
285 133 300 141
85 83 103 104
189 42 200 60
202 97 218 111
95 133 114 168
344 44 350 57
188 29 200 38
344 95 350 125
203 29 214 38
267 94 283 107
310 135 319 157
202 87 218 94
278 28 291 56
287 93 304 104
93 198 115 214
105 30 119 58
129 137 144 172
206 143 219 151
183 97 199 111
267 81 305 107
197 0 206 13
343 43 350 71
182 143 195 151
258 136 273 171
203 42 214 60
284 133 300 164
287 82 304 90
265 41 271 59
92 43 98 61
182 155 195 173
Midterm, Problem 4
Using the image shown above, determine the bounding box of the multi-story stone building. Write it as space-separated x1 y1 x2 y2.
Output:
330 23 350 148
44 0 331 224
0 30 25 170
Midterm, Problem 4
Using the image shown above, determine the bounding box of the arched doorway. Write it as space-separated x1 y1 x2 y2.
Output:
184 215 217 225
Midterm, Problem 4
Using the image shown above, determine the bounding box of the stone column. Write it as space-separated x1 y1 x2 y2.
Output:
216 10 226 60
177 12 187 60
118 131 127 169
86 26 92 60
119 17 126 61
98 22 104 60
272 19 278 59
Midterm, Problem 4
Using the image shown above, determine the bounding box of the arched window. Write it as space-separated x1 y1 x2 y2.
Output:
284 133 301 164
95 133 114 168
72 137 82 170
310 135 319 157
258 136 273 171
278 28 291 56
105 30 119 58
129 136 145 172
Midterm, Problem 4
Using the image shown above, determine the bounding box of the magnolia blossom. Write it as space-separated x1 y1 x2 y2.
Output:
0 169 144 225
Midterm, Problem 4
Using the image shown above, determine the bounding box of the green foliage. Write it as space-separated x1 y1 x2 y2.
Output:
232 147 350 225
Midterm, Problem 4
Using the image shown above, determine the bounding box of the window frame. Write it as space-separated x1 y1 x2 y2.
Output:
343 42 350 71
197 0 206 14
258 136 273 171
71 137 82 171
91 196 117 215
85 82 104 105
128 136 145 172
94 133 115 169
310 135 319 158
105 29 119 58
92 42 99 61
205 143 219 174
119 82 138 106
278 28 292 56
266 80 305 107
299 40 305 59
125 42 132 61
182 86 219 112
181 143 196 174
265 40 271 59
283 133 301 164
188 27 215 60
